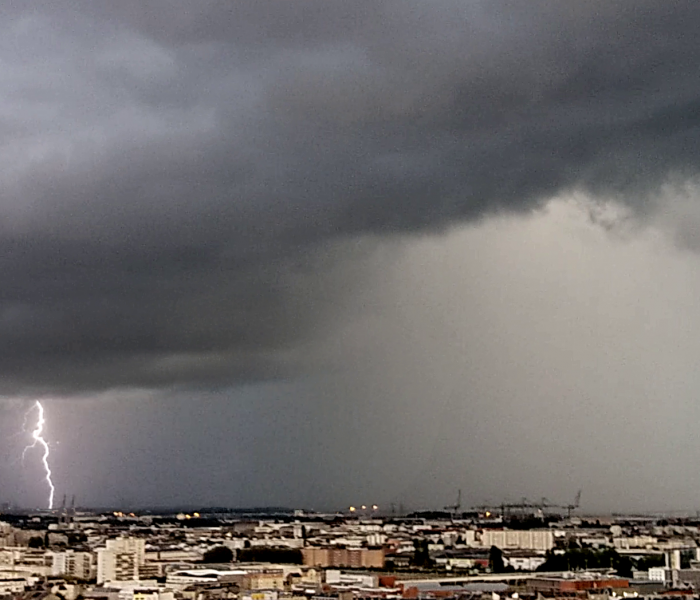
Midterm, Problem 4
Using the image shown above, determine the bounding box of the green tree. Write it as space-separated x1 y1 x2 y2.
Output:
237 548 303 564
616 554 634 578
412 539 433 568
538 548 631 577
203 546 234 563
489 546 505 573
635 555 664 571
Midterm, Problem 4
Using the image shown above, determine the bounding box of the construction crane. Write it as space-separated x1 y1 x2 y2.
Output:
474 490 582 519
564 490 582 518
444 489 462 514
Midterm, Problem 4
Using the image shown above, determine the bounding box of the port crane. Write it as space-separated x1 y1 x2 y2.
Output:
444 489 462 515
475 490 581 518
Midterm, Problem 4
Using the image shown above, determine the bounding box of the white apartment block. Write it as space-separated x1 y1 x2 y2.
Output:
97 538 146 584
478 529 554 551
49 550 95 580
0 577 29 594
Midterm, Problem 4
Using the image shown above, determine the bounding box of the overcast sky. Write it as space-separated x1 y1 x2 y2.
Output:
4 1 700 511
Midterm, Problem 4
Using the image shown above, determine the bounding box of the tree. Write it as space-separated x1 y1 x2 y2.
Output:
237 548 303 564
537 550 566 571
489 546 505 573
412 539 433 568
28 536 44 549
635 555 664 571
203 546 234 563
537 548 631 577
616 554 633 578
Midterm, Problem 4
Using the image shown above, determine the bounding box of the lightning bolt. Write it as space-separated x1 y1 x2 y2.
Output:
22 401 55 509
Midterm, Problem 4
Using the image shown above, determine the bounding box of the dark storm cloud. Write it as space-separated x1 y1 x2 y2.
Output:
2 0 700 393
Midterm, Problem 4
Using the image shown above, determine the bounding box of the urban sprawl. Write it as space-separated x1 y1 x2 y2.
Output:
0 500 696 600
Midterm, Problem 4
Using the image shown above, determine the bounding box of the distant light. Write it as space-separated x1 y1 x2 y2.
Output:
193 512 200 518
485 511 491 517
372 505 379 510
361 505 367 510
349 506 356 512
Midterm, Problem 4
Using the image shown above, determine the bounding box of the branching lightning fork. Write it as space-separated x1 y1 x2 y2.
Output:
22 401 55 509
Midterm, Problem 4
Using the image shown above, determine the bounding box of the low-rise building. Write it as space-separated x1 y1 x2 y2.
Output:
503 550 547 571
526 575 630 594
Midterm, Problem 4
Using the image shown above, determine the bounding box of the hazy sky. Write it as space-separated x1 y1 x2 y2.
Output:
3 1 700 511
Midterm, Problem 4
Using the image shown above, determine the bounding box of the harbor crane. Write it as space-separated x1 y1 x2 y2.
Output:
444 489 462 514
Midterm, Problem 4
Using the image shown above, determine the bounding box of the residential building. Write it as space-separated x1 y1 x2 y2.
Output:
479 528 554 551
50 550 95 580
301 547 384 569
97 538 146 584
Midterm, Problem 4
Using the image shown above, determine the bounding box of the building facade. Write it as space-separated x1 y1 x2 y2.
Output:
479 529 554 551
301 547 385 569
97 537 146 584
50 550 95 580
